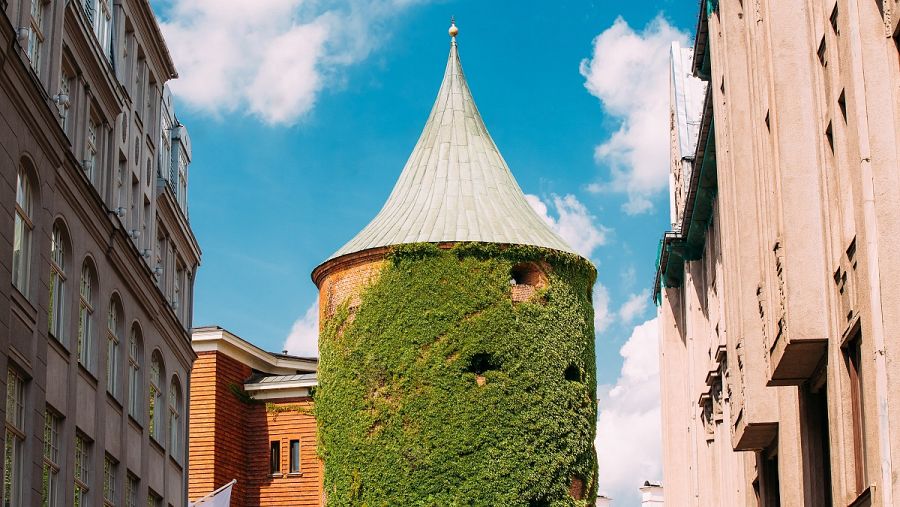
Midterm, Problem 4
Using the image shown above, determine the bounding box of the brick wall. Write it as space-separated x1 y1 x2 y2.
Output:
243 398 321 506
188 351 322 506
316 251 386 324
188 351 252 503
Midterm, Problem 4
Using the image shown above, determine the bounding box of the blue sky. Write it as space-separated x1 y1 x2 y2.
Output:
153 0 698 502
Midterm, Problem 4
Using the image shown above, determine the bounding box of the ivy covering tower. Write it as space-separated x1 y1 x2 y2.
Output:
311 21 598 506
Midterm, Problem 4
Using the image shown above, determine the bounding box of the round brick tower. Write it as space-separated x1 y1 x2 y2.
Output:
312 23 598 506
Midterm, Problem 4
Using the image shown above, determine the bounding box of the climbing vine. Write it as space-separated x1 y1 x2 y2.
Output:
317 243 598 506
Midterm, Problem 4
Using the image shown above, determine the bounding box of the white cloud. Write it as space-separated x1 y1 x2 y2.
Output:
596 317 662 503
157 0 429 125
594 283 612 333
525 194 609 258
283 301 319 357
618 289 651 324
580 17 690 214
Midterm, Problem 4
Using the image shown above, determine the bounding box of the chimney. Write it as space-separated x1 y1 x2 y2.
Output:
640 481 664 506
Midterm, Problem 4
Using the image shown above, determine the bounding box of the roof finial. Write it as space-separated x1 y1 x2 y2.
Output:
449 16 458 42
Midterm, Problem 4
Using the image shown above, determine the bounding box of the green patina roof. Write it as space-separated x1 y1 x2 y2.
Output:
326 36 575 261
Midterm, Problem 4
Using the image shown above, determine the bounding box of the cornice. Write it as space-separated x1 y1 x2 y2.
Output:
192 327 318 375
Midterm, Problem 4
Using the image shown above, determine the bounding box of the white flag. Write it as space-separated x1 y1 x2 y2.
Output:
190 480 234 507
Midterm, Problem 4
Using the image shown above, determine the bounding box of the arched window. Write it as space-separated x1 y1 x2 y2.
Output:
12 167 34 297
78 261 96 372
168 377 182 458
48 222 68 343
127 325 143 421
148 351 163 442
106 296 123 397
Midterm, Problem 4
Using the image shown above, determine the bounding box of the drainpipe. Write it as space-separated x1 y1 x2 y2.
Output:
846 1 894 504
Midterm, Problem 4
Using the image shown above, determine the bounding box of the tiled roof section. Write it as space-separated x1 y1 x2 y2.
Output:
245 373 318 385
328 40 575 260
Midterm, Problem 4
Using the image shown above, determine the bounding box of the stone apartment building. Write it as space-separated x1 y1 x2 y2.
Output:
655 0 900 505
0 0 199 505
188 327 321 506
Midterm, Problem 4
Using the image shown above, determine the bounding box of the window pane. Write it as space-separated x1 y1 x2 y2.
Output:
270 441 280 474
289 440 300 473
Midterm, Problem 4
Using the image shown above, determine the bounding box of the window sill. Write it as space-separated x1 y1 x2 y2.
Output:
48 335 70 358
149 436 165 455
169 454 183 471
287 472 303 478
10 286 37 329
106 391 122 411
127 414 143 431
77 363 98 384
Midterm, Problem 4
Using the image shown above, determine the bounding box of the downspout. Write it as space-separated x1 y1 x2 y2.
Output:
846 1 894 504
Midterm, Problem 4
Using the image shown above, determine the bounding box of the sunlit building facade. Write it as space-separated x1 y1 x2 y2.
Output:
656 1 900 505
0 0 200 505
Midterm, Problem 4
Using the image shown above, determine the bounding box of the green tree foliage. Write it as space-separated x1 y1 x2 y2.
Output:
317 243 598 506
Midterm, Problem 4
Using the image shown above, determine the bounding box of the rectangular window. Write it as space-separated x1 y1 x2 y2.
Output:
289 439 300 474
128 329 141 421
85 116 98 182
130 175 140 233
845 332 868 494
4 369 26 507
829 4 839 35
42 409 60 507
125 472 138 507
106 307 120 397
174 262 183 315
800 377 832 505
103 454 116 506
13 169 33 298
134 54 145 118
270 441 281 475
78 267 94 372
148 489 162 507
27 0 46 74
48 225 66 344
177 156 188 211
817 37 827 67
74 434 90 506
58 71 72 134
758 445 780 507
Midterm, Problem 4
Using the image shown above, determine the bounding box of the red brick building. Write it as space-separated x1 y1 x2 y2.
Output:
188 327 322 506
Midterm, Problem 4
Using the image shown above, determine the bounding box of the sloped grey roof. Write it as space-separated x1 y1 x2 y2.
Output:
327 38 575 260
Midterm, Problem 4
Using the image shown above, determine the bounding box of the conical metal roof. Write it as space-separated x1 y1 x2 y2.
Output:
327 32 575 261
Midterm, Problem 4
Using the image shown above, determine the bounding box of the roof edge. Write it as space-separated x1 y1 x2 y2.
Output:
191 326 318 374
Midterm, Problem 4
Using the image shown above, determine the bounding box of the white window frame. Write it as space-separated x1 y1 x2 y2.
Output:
106 302 120 397
3 369 26 507
74 434 90 506
42 409 60 507
58 72 72 133
78 264 94 372
148 354 162 443
125 472 137 507
127 328 142 421
85 116 98 182
12 168 33 298
49 224 67 344
27 0 46 74
103 454 116 506
168 378 180 458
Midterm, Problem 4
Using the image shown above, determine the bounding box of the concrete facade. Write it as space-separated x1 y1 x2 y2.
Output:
655 1 900 506
0 0 200 505
188 327 321 506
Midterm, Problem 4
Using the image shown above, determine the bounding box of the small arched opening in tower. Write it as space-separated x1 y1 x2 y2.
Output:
466 352 499 386
509 262 548 303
